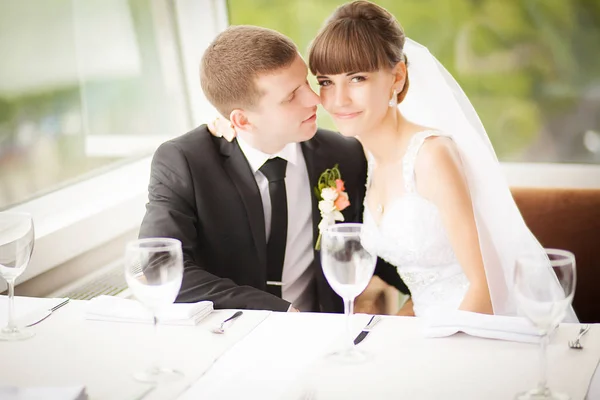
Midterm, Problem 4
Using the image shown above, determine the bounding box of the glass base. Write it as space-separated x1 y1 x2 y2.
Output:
0 326 35 341
325 346 370 364
516 387 570 400
133 367 184 384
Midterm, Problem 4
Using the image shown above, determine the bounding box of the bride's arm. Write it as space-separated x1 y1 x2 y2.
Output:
415 136 493 315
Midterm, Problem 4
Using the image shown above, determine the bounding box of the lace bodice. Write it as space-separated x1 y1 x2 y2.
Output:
362 130 470 316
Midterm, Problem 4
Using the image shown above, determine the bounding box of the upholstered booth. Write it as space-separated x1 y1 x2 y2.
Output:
511 187 600 323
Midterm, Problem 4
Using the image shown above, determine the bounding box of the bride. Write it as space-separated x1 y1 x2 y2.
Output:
308 0 491 316
308 0 575 319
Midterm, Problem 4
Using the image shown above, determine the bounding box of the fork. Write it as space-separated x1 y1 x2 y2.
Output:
568 324 590 349
24 298 71 327
211 311 243 334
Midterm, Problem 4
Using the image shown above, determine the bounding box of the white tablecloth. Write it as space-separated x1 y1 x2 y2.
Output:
0 297 598 400
181 313 600 400
0 298 269 400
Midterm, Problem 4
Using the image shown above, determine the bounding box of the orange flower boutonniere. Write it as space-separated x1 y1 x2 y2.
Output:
314 164 350 250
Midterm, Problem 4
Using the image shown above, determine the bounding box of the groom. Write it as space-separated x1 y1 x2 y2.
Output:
139 25 408 312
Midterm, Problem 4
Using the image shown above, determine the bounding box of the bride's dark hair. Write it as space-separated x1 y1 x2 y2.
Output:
308 0 409 103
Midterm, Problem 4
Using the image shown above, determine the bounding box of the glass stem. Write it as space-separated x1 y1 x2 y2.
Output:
6 279 16 330
152 314 160 373
537 332 549 393
344 298 354 351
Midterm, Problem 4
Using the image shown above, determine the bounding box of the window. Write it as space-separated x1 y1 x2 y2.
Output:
1 0 226 291
227 0 600 164
0 0 191 210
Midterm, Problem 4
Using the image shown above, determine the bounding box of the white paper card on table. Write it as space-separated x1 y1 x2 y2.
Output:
84 295 213 325
423 309 543 343
0 386 87 400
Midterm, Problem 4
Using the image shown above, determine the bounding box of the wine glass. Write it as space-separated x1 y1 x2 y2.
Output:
0 212 35 341
514 248 576 400
320 223 377 363
124 237 184 383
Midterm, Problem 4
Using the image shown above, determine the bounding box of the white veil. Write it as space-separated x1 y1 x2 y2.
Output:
400 38 577 322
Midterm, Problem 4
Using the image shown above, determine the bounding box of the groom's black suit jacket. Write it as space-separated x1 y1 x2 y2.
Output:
139 125 408 312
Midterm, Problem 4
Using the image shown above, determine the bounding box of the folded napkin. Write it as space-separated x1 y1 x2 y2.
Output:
423 310 543 343
85 295 213 326
0 386 87 400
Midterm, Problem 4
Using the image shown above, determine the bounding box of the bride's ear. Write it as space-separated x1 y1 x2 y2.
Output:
391 61 407 92
391 60 409 103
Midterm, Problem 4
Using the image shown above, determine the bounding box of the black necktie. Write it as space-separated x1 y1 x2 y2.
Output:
259 157 288 298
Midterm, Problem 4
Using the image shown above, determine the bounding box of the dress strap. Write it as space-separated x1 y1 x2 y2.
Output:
402 130 448 193
365 151 375 190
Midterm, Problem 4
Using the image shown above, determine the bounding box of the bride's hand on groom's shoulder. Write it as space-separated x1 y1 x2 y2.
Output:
207 116 237 142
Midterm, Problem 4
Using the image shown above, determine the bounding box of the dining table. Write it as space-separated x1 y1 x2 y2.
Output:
0 296 598 400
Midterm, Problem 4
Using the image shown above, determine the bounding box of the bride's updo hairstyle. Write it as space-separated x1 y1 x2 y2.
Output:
308 0 409 103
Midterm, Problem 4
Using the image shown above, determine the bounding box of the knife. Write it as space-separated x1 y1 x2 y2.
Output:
17 298 70 327
353 315 382 345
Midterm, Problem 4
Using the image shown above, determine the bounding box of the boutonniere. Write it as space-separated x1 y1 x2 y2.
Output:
314 164 350 250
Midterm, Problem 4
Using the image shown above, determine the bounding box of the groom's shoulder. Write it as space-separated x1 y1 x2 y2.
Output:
313 128 362 153
163 124 215 150
154 124 220 159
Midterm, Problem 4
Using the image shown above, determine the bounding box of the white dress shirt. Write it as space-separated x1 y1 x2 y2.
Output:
237 137 316 311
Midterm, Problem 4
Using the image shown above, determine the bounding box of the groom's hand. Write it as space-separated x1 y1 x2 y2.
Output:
396 298 415 317
355 276 389 314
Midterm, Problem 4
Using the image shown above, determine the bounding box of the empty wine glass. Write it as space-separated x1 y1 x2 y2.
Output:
320 223 377 363
0 212 35 341
514 248 576 400
124 237 184 383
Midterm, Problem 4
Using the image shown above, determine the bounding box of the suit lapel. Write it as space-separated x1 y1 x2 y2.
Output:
300 139 322 248
220 139 267 270
301 137 343 312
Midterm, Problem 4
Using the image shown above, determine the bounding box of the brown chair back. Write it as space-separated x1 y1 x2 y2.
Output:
511 187 600 323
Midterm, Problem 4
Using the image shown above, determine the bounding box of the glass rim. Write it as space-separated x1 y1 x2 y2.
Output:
126 237 181 252
0 211 33 219
544 248 575 258
517 248 575 268
322 223 365 236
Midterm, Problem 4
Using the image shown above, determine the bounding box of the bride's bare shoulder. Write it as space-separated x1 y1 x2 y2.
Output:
414 133 466 191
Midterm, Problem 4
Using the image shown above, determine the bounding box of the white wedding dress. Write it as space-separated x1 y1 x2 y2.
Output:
358 38 576 321
362 129 470 317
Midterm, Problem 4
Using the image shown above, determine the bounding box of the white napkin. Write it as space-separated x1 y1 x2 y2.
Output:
0 386 87 400
85 295 213 326
423 310 543 343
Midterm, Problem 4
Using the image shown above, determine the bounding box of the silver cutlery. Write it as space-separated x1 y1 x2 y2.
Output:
22 298 70 327
568 324 590 349
353 315 382 345
211 311 243 334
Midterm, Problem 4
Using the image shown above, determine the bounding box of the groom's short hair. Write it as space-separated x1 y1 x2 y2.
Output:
201 25 298 118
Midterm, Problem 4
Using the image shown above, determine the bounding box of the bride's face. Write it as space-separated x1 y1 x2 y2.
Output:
316 69 395 137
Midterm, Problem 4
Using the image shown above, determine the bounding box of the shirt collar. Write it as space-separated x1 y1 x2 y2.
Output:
237 135 300 174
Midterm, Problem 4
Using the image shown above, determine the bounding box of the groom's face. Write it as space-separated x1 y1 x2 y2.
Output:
247 55 320 151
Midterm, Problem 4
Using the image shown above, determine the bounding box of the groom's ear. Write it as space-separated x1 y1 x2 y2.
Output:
229 109 253 132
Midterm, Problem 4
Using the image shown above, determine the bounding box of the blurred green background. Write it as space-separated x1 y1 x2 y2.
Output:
229 0 600 163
